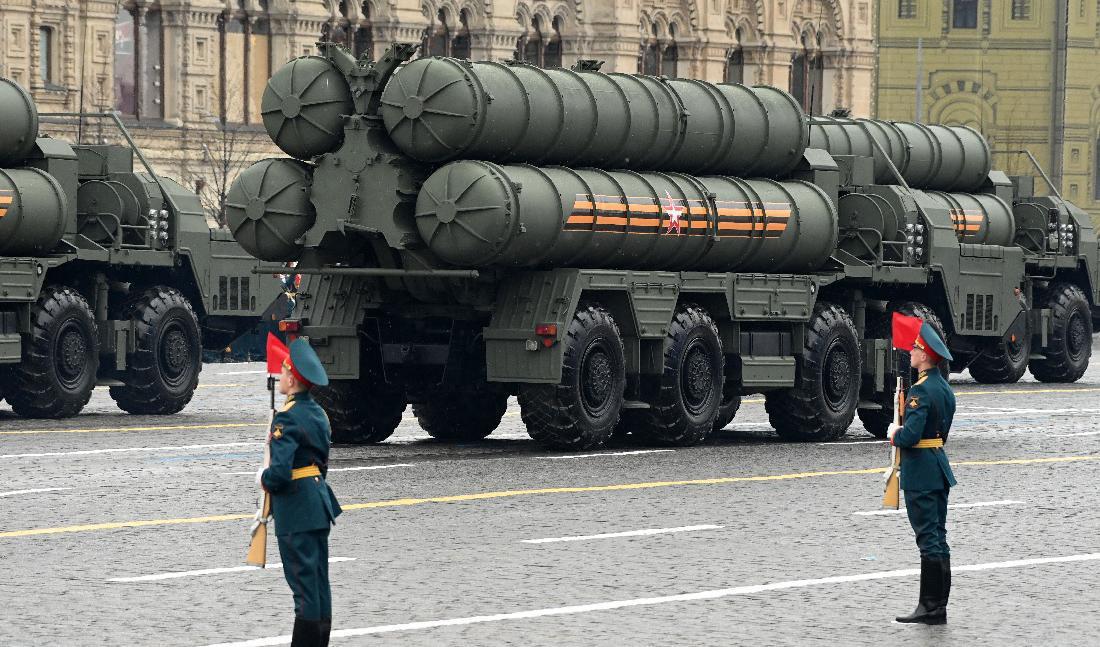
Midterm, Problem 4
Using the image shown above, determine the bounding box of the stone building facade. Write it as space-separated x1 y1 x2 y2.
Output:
876 0 1100 221
0 0 874 222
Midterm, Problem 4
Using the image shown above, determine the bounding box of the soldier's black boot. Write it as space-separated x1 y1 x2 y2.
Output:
896 558 946 624
319 618 331 647
291 617 322 647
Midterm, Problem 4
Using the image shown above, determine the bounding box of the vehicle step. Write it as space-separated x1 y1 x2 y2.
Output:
621 400 651 410
858 400 884 410
1028 354 1046 360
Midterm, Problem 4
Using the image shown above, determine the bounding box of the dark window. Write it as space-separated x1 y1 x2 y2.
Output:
114 10 136 113
354 3 373 60
39 27 54 83
725 31 744 84
523 16 543 64
953 0 978 28
641 40 659 75
790 40 823 114
898 0 917 19
1011 0 1031 20
544 16 563 68
422 9 450 57
451 9 471 59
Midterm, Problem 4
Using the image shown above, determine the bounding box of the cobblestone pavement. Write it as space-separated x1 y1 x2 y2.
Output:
1 342 1098 647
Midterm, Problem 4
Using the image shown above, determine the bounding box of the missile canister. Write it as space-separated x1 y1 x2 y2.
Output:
0 78 39 166
260 56 354 160
924 191 1014 246
224 158 316 261
0 167 67 255
896 122 991 192
413 161 837 273
808 117 992 192
809 117 909 184
380 57 808 178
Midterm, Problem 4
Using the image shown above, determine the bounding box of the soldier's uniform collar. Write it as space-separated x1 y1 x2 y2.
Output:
917 367 940 380
286 390 311 403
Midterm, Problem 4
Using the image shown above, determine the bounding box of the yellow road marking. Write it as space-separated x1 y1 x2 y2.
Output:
0 422 266 436
2 454 1096 539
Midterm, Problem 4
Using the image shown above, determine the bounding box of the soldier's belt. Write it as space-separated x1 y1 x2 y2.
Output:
913 438 944 449
291 465 322 480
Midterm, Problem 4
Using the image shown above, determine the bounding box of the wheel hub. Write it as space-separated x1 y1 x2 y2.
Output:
56 323 87 383
159 323 192 383
681 344 714 412
1067 312 1088 359
823 341 851 409
580 345 613 414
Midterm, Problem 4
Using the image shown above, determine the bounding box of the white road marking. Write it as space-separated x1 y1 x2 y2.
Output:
1048 430 1100 438
817 440 885 446
540 449 675 460
962 406 1100 414
227 463 415 476
0 487 72 498
0 442 261 460
200 552 1100 646
523 525 723 544
109 557 355 583
210 370 268 376
854 500 1024 516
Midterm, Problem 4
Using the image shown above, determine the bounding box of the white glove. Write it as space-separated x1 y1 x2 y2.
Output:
887 423 902 441
255 467 265 487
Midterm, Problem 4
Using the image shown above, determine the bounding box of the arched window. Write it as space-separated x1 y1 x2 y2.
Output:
354 2 374 60
661 24 678 77
544 16 563 68
524 16 544 64
640 21 660 75
423 9 450 57
114 10 136 114
725 49 744 84
452 9 471 59
790 33 823 113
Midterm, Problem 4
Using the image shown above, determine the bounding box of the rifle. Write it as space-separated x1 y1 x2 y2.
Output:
881 375 904 509
246 378 276 567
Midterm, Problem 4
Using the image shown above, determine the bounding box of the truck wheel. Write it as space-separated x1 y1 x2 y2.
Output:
109 287 202 415
413 390 508 441
713 379 742 432
519 303 626 450
767 302 860 441
1030 283 1092 383
858 301 947 438
6 286 99 418
968 334 1030 384
630 305 723 446
313 380 405 444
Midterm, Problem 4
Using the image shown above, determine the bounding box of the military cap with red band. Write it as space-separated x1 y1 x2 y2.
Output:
891 312 953 362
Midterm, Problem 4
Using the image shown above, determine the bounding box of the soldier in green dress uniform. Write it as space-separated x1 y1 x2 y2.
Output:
257 339 341 646
887 322 957 625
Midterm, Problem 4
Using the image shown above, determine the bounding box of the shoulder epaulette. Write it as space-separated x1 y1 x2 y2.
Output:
280 400 297 413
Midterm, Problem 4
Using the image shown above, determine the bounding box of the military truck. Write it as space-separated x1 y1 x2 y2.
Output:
0 78 279 418
227 44 1096 449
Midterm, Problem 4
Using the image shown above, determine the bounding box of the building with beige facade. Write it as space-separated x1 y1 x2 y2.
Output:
876 0 1100 222
1 1 875 222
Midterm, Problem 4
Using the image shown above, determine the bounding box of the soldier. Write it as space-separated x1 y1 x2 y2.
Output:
887 322 956 624
257 339 341 646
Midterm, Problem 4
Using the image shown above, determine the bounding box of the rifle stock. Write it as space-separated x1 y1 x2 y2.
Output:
881 376 904 509
246 410 274 567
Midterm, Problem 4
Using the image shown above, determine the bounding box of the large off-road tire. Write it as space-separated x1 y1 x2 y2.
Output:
858 301 947 438
969 334 1030 384
413 390 508 441
713 378 742 432
5 286 99 418
628 305 723 446
519 303 626 450
313 379 406 444
109 287 202 415
1030 283 1092 383
767 302 861 442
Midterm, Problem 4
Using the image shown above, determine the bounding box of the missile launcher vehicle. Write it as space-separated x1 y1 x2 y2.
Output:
229 44 1098 449
0 79 279 419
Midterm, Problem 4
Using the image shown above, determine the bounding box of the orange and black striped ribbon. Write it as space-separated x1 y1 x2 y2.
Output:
565 194 791 239
949 208 983 236
0 190 12 219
